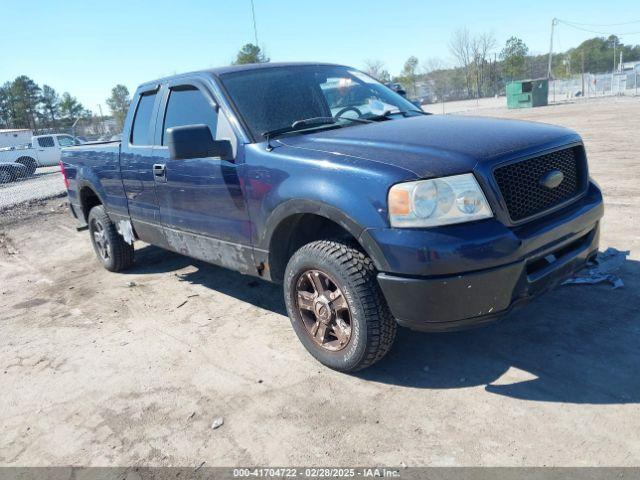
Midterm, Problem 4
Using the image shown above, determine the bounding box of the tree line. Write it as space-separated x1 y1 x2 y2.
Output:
0 76 133 135
376 32 640 102
0 77 91 132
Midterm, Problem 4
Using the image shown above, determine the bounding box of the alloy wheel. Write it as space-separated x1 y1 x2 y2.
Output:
295 269 352 351
91 218 110 261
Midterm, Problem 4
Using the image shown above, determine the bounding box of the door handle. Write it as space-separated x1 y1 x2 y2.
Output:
152 163 166 181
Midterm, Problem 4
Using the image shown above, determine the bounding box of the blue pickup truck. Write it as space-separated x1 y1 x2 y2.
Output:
62 62 604 371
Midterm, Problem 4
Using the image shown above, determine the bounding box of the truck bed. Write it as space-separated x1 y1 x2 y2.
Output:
62 141 126 220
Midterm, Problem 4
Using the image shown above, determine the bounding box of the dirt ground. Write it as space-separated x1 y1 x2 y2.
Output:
1 97 639 467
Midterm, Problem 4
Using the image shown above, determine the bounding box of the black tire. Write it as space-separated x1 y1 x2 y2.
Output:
284 240 397 372
87 205 134 272
16 156 37 176
0 167 13 184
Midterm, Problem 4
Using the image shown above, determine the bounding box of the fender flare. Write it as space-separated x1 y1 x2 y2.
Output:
258 199 365 252
258 198 390 277
76 180 106 219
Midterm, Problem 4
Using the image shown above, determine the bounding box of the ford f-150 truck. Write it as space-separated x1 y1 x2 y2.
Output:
62 63 604 372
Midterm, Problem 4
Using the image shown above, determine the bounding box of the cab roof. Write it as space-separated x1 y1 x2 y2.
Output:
138 62 346 90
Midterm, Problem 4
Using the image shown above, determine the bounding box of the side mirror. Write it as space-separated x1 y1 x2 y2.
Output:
166 124 233 161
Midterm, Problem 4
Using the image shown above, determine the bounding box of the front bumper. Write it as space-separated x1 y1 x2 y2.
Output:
369 182 604 331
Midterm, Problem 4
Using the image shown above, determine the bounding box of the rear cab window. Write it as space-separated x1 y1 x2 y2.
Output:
130 91 157 145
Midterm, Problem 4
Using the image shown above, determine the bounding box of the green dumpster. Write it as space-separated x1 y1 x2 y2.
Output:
506 79 548 109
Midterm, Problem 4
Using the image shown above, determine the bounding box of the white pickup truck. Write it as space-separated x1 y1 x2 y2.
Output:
0 134 83 178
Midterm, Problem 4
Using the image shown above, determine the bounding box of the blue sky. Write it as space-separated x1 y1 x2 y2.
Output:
1 0 638 112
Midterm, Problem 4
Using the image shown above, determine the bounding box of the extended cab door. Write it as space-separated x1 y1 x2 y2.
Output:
151 79 255 274
119 87 168 248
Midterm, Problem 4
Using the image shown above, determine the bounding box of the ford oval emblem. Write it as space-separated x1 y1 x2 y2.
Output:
540 169 564 189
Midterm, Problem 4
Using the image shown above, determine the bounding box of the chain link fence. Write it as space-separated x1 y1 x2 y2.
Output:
549 70 640 101
1 117 120 213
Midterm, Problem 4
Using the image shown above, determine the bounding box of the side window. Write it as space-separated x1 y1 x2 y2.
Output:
37 136 55 148
130 92 157 145
57 135 75 147
162 86 218 145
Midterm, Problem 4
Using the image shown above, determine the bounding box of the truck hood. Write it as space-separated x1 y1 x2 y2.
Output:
277 115 581 178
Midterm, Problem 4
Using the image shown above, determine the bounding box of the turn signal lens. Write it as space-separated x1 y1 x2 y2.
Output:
388 188 410 215
388 174 493 228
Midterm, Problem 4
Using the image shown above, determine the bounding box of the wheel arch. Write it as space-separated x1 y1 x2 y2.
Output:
77 182 105 222
15 155 37 165
262 199 386 283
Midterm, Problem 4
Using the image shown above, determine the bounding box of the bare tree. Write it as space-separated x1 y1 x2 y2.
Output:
363 59 390 83
471 32 497 97
423 58 445 74
422 58 448 105
449 27 473 96
450 28 497 98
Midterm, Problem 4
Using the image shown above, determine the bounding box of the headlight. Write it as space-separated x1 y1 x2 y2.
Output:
388 173 493 227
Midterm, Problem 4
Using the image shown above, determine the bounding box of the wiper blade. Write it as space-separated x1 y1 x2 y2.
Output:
406 108 431 116
262 119 335 142
262 115 373 149
291 117 336 129
291 115 373 130
366 108 431 121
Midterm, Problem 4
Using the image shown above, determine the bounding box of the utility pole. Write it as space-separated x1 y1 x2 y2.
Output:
612 37 617 94
548 18 557 104
494 53 497 97
547 18 557 79
97 104 105 135
620 51 623 72
581 51 585 99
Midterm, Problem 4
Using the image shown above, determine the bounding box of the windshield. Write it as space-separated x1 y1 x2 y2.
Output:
219 65 419 140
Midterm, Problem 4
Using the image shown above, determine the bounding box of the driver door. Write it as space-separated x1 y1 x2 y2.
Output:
152 80 255 274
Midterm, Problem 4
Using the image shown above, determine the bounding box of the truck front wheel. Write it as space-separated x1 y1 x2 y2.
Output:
16 156 37 176
284 240 397 372
87 205 134 272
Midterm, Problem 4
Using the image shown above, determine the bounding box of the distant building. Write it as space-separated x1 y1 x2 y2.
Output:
620 61 640 73
0 129 33 148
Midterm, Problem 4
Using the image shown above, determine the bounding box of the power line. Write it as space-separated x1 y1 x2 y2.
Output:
559 19 640 27
557 19 640 36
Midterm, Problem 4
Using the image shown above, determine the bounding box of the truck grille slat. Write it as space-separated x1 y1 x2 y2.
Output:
493 147 586 222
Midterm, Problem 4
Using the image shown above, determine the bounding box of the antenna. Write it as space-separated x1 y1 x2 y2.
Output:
250 0 259 45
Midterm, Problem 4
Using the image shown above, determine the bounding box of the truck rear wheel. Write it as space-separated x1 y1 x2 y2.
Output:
284 240 397 372
16 156 37 176
0 167 13 184
87 205 134 272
